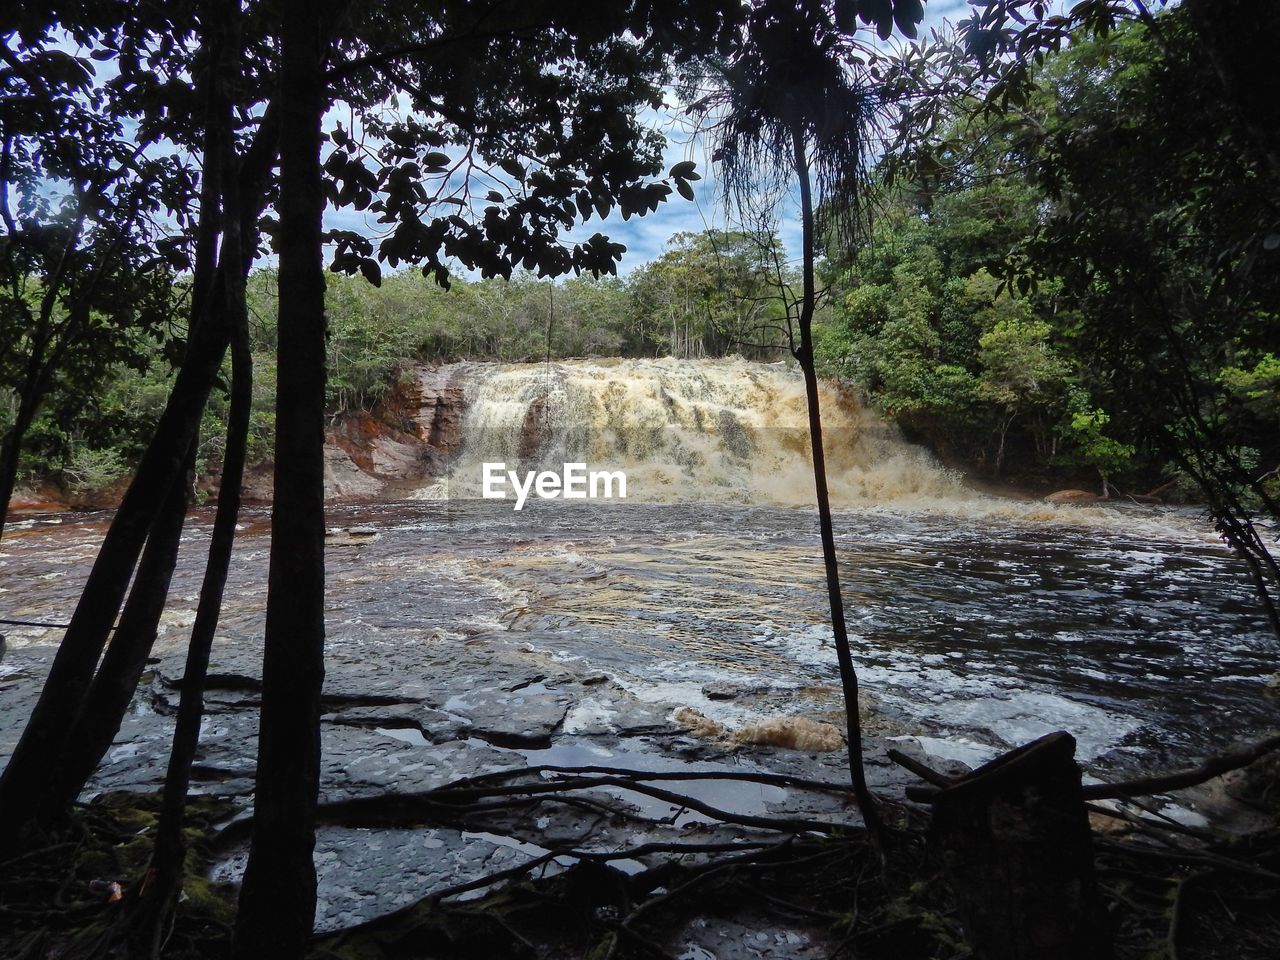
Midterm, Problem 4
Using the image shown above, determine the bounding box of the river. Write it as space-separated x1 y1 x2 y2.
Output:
2 485 1274 781
2 358 1276 781
3 357 1277 929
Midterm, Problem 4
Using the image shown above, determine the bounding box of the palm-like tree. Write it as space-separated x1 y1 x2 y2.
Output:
692 0 909 845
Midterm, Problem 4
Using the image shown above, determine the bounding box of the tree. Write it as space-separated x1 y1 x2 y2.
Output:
976 315 1071 476
229 0 327 950
692 0 931 848
2 7 760 958
0 0 277 855
872 0 1280 634
627 230 791 358
0 24 187 538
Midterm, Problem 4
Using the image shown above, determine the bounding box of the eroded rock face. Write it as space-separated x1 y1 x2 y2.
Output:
320 363 470 500
409 364 468 464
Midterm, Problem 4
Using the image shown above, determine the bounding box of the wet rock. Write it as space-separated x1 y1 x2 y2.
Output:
701 681 768 701
409 365 468 464
318 727 522 801
323 442 386 499
561 691 670 736
451 686 572 749
1044 488 1103 504
324 704 466 744
212 825 540 933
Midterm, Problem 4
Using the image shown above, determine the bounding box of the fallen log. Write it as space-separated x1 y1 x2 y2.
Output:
892 731 1280 804
1081 732 1280 800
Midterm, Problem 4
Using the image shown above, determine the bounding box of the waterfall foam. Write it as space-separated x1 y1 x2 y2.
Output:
419 357 965 507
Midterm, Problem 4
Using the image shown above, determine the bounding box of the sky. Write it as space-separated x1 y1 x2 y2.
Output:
21 1 978 282
324 0 978 281
579 0 975 275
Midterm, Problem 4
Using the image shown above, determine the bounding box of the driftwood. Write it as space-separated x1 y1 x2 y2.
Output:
928 732 1113 960
892 731 1280 804
1081 732 1280 800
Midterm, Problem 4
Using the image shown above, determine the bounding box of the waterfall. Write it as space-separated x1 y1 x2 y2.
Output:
411 357 963 506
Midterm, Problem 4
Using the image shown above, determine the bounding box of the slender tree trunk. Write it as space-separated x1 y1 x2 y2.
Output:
232 0 328 952
55 448 194 808
790 128 882 845
146 3 250 932
0 399 37 541
0 236 225 856
0 90 281 853
145 253 251 957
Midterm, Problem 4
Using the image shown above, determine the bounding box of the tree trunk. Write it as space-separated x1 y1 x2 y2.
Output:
0 402 36 542
232 0 328 952
932 732 1113 960
54 450 194 809
790 127 881 846
0 85 281 855
0 222 226 858
147 2 250 929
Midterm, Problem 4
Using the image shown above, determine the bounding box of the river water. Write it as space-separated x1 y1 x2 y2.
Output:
2 495 1275 781
3 357 1278 785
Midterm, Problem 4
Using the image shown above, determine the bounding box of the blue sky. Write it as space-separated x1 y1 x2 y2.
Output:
579 0 975 275
324 0 976 281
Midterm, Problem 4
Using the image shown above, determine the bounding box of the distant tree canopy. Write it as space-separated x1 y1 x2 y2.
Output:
11 227 796 498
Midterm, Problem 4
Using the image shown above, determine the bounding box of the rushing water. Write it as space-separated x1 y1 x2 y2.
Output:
3 497 1275 780
2 358 1276 782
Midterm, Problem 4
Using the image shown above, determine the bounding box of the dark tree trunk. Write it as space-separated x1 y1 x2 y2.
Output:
790 128 881 844
932 732 1113 960
231 0 328 952
147 2 250 932
0 234 225 857
0 86 281 855
0 403 36 542
54 450 194 809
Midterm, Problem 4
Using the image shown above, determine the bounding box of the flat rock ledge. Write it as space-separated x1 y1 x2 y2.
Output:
0 632 938 934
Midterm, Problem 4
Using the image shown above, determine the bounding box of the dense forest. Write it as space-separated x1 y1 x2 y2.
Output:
8 19 1277 506
5 233 797 502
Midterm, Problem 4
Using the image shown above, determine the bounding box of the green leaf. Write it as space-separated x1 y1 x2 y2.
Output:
675 178 695 202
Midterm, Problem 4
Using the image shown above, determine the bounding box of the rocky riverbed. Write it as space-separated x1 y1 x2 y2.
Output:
3 495 1277 940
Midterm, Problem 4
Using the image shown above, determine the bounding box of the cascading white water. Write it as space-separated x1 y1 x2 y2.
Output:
415 357 964 505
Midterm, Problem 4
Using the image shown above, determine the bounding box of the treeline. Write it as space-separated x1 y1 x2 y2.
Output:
7 230 791 498
9 14 1278 507
815 13 1279 499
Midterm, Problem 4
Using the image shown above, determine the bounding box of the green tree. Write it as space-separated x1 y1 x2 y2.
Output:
627 230 791 358
0 25 186 537
977 315 1072 476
